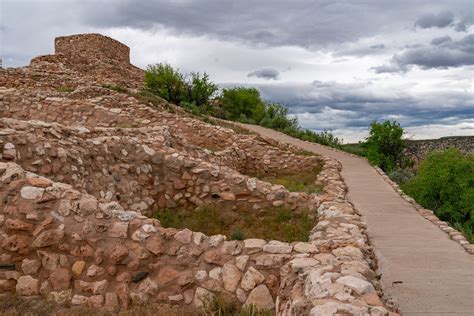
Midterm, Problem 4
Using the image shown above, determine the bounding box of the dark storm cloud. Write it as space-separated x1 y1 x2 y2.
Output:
80 0 462 49
414 10 454 29
373 34 474 73
247 68 280 80
251 81 474 130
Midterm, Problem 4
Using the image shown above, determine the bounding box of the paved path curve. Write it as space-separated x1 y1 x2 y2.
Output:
239 123 474 315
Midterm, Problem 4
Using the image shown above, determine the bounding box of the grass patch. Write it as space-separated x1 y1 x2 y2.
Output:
341 143 366 156
253 165 324 194
152 206 314 242
55 86 75 93
132 90 176 113
102 83 128 93
0 294 271 316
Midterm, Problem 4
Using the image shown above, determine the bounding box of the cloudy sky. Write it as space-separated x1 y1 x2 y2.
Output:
1 0 473 142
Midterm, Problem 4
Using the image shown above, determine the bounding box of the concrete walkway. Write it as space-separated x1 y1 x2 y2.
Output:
239 123 474 315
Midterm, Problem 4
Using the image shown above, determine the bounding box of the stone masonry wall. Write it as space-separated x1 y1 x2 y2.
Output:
55 34 131 64
0 33 395 315
405 136 474 165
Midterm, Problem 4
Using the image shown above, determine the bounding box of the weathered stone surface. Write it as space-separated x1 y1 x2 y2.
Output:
235 255 249 271
194 287 214 307
20 186 45 200
336 275 375 295
222 263 241 292
109 244 128 264
16 275 39 296
21 259 41 274
241 267 265 291
174 229 192 244
294 242 319 253
109 222 129 238
49 268 71 290
244 284 275 310
309 302 368 316
254 254 290 268
262 240 293 254
31 227 64 248
71 261 86 276
288 257 319 271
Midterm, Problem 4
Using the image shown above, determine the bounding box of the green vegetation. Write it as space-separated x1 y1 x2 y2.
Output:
55 86 75 93
253 166 323 194
101 83 127 93
153 206 315 242
362 120 411 172
145 63 218 107
144 63 341 148
403 149 474 242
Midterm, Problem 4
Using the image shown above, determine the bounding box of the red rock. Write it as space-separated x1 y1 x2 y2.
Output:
360 293 384 306
1 234 30 254
5 219 33 231
105 292 119 312
32 216 53 236
27 177 53 188
109 244 128 264
115 272 131 283
16 275 39 296
21 259 41 274
87 295 104 308
157 267 179 283
31 227 64 248
38 251 59 270
49 268 71 290
116 284 129 309
145 235 164 255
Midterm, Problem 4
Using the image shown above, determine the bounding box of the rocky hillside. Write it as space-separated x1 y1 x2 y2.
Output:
0 34 396 315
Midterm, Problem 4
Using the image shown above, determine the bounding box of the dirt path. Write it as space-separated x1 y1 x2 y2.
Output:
239 123 474 315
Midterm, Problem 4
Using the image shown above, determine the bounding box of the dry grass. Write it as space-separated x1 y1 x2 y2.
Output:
0 294 271 316
152 206 314 242
253 165 324 194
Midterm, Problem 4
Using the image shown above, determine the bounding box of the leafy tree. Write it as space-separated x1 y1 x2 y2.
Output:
188 72 218 107
145 63 186 104
363 120 407 172
403 149 474 241
220 87 265 122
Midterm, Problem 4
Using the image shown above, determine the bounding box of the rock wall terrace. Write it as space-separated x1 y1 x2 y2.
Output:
0 33 395 315
405 136 474 165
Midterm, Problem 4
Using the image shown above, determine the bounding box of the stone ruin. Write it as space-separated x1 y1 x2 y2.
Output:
0 34 397 315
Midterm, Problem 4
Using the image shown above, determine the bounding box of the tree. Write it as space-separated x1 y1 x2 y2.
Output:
188 72 218 107
220 87 265 122
363 120 406 172
145 63 186 104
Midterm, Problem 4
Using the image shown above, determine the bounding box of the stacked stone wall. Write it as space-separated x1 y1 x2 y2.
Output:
55 34 130 64
0 33 395 315
405 136 474 165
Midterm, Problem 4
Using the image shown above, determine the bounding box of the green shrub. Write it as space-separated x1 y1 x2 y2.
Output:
188 72 218 107
145 63 187 104
55 86 75 93
220 87 265 122
145 63 217 109
403 149 474 242
388 168 415 185
362 120 409 172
